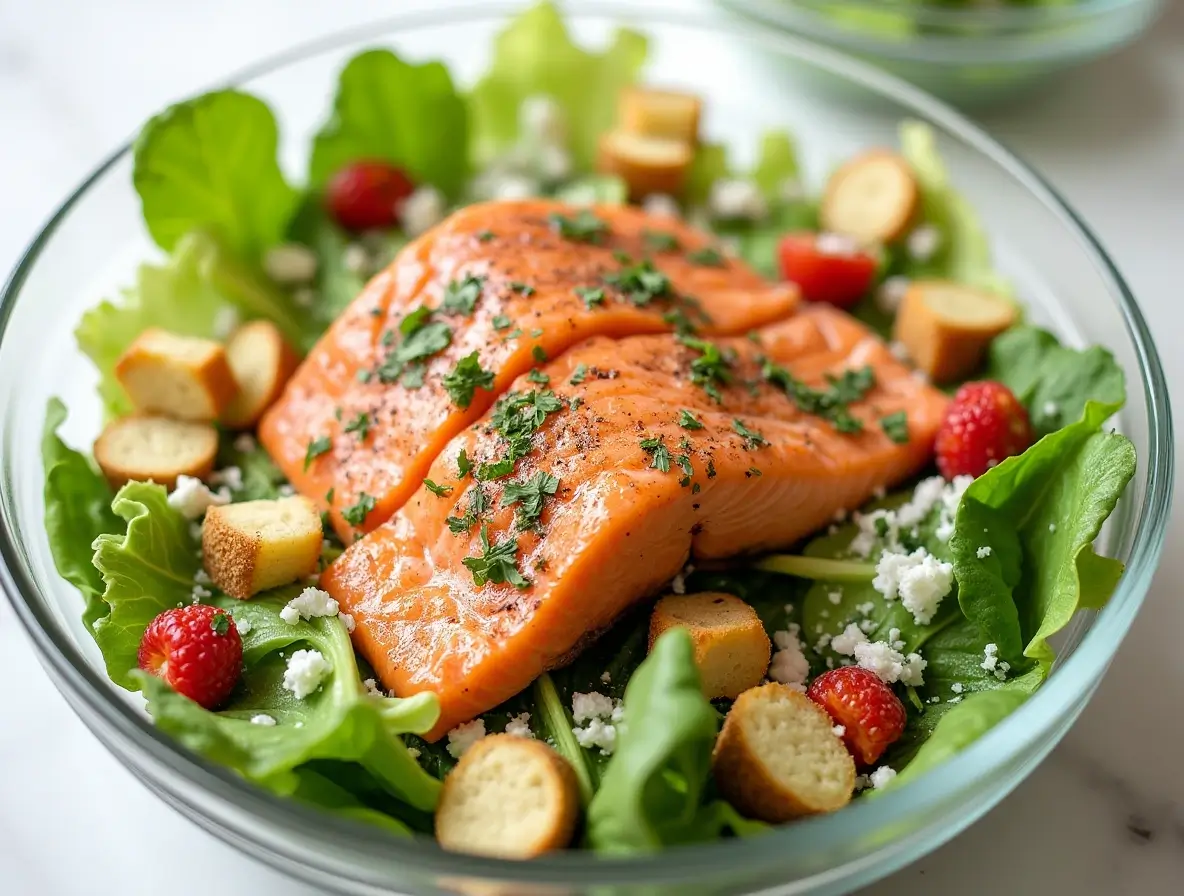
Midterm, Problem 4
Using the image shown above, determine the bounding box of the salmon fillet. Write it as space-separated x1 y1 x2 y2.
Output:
259 200 797 539
321 306 949 739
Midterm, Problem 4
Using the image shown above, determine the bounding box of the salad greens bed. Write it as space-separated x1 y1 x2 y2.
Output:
42 1 1134 852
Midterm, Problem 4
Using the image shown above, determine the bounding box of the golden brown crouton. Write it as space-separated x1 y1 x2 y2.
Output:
202 497 323 599
222 320 300 429
820 150 918 245
114 328 238 421
712 683 855 823
93 416 218 489
597 130 693 199
649 592 771 699
892 280 1017 383
618 87 702 146
435 735 579 858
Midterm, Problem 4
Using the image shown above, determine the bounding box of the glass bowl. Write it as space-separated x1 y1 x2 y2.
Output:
0 2 1171 894
718 0 1165 107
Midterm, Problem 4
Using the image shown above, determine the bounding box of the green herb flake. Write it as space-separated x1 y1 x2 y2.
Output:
880 411 910 444
457 449 472 478
209 613 230 636
502 470 561 531
343 412 372 443
446 486 487 534
506 328 523 339
356 368 373 384
492 314 513 330
706 458 717 479
746 467 763 477
763 361 875 434
640 436 672 473
342 492 376 527
732 418 769 450
463 525 531 589
441 274 485 316
532 345 548 363
687 247 725 267
400 365 426 389
678 409 704 430
680 336 733 403
443 352 496 409
604 259 672 307
569 396 583 411
527 368 550 385
692 482 702 494
303 436 332 470
549 209 608 244
675 454 694 478
569 363 588 385
324 488 335 504
476 229 495 242
662 308 696 336
575 286 606 308
510 282 536 296
424 478 453 498
643 229 681 252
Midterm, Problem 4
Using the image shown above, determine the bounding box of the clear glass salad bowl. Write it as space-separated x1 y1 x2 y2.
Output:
0 2 1171 894
718 0 1164 107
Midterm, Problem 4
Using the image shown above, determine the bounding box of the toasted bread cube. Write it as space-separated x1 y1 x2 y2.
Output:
712 683 855 822
202 497 323 599
114 328 238 421
597 130 693 199
649 592 771 699
893 280 1018 383
222 321 300 429
619 87 702 145
821 150 918 246
94 416 218 489
436 735 579 858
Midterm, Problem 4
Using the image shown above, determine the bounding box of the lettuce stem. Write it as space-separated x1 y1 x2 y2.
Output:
533 673 595 806
754 554 876 582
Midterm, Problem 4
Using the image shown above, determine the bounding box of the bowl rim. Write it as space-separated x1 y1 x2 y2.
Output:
0 0 1173 888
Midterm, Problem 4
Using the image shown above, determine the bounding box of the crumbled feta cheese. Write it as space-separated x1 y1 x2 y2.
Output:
768 625 810 689
191 584 212 600
342 243 372 275
339 612 355 633
573 718 618 754
887 628 904 651
194 568 212 585
212 305 241 340
233 433 258 454
209 466 243 493
1042 401 1059 418
857 601 876 617
670 572 687 595
995 661 1011 681
815 231 861 257
831 623 869 656
572 692 616 724
535 144 572 183
827 589 843 605
888 340 911 362
976 546 992 559
504 712 534 739
853 640 926 686
282 649 331 699
906 225 942 262
280 587 340 625
948 695 963 704
832 725 846 738
981 643 999 672
870 766 897 789
363 678 385 697
293 287 316 309
814 632 833 653
168 475 230 520
263 243 318 285
400 185 447 237
278 483 296 497
872 547 953 625
928 695 941 704
234 616 251 636
1049 523 1057 533
406 747 421 759
446 719 487 759
707 178 767 221
518 95 567 146
951 682 964 694
250 714 277 727
643 193 680 218
859 618 877 634
877 276 911 314
850 474 970 558
492 175 539 201
600 671 612 684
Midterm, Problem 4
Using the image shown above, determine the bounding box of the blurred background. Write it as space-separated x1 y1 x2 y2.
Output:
0 1 1181 893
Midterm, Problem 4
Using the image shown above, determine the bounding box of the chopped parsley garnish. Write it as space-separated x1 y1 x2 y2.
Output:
881 411 910 444
376 307 452 383
476 229 495 242
424 479 453 497
612 249 633 265
506 328 523 339
210 613 230 636
463 525 530 589
441 274 485 316
479 389 566 479
356 369 373 383
643 229 681 252
399 306 432 335
530 327 544 337
342 492 376 527
457 449 472 477
678 409 705 430
640 436 672 473
549 209 608 244
575 286 605 308
747 467 763 477
446 486 487 533
732 418 769 450
569 363 588 385
532 345 548 363
502 471 560 530
400 365 426 389
527 368 550 384
687 246 725 267
510 282 536 296
662 308 697 336
827 366 877 404
304 436 331 470
493 314 513 330
443 352 495 408
476 459 516 480
680 336 733 402
675 453 694 478
692 482 702 494
343 412 372 442
569 396 583 410
603 259 672 306
763 361 875 433
707 458 717 478
325 488 335 504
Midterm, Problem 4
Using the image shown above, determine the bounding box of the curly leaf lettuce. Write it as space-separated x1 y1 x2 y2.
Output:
308 49 469 197
468 1 648 171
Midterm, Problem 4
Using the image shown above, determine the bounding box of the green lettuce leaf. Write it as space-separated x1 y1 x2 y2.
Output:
751 131 800 199
468 1 648 171
985 325 1125 437
553 175 628 205
308 49 469 197
133 90 299 260
41 399 121 630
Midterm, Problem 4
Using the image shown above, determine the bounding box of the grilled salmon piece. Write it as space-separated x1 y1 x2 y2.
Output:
322 306 948 739
259 200 796 540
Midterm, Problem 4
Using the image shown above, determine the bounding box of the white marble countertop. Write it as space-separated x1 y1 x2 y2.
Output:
2 1 1183 893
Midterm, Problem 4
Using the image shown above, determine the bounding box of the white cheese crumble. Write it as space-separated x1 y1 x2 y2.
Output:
1042 401 1060 417
768 625 810 690
976 545 993 559
600 671 612 684
827 589 843 605
572 691 616 723
233 433 258 454
573 718 617 754
571 692 623 755
406 747 421 759
1049 523 1057 533
167 475 230 520
831 623 868 656
670 572 687 595
282 649 331 699
535 144 572 183
363 678 384 697
850 475 972 557
339 612 356 633
504 712 534 739
877 276 911 314
280 587 340 625
981 643 1011 680
814 231 861 257
263 243 318 285
870 766 897 789
492 174 540 201
278 483 296 497
400 185 446 237
234 616 252 636
872 547 954 625
832 725 846 738
194 568 211 585
518 95 567 146
191 584 212 600
853 640 927 686
446 719 487 759
643 193 680 218
906 225 942 261
951 682 964 694
209 465 243 493
250 714 277 727
342 243 372 275
707 178 767 221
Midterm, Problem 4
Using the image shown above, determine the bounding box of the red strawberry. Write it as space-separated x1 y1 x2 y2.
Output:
807 666 906 766
325 160 415 231
777 232 878 309
138 605 242 709
935 381 1033 479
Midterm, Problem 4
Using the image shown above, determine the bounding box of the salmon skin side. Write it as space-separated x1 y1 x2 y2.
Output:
259 200 797 540
321 306 950 740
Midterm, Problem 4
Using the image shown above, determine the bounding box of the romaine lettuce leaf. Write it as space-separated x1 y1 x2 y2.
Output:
308 50 469 197
468 1 648 172
133 90 299 260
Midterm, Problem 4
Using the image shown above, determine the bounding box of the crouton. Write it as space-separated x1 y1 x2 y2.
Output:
222 320 300 429
618 87 702 145
820 150 918 246
114 328 238 421
597 130 693 199
202 496 323 599
712 683 855 822
435 735 579 858
649 592 771 699
93 416 218 489
892 280 1018 383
